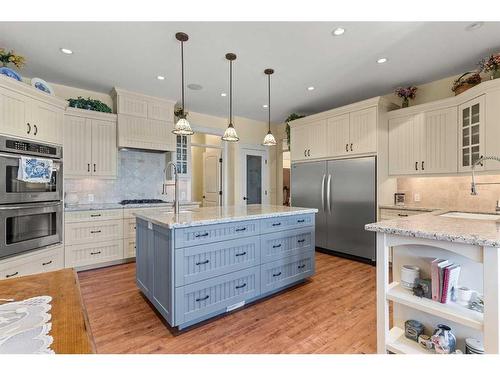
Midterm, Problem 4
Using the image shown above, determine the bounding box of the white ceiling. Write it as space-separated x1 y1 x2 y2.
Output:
1 22 499 123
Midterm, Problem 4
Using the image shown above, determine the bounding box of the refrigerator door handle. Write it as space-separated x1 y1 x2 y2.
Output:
327 174 332 213
321 174 326 211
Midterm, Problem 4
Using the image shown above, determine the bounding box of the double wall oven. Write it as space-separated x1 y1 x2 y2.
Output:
0 135 63 259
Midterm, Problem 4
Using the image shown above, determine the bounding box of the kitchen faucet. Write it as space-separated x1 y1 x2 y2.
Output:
470 156 500 212
163 161 179 215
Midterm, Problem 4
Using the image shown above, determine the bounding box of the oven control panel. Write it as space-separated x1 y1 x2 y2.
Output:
4 139 61 158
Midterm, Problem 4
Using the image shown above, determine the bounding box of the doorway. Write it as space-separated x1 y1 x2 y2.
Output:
240 146 269 205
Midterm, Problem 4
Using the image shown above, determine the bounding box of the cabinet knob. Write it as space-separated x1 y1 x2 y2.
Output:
421 161 425 170
88 164 90 173
42 260 53 266
307 149 311 157
304 150 307 157
93 164 96 173
5 271 19 278
415 161 418 171
350 143 353 152
26 123 31 134
345 144 349 152
33 124 38 136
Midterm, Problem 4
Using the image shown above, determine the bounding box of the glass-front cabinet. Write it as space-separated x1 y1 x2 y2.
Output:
458 95 485 172
176 135 190 175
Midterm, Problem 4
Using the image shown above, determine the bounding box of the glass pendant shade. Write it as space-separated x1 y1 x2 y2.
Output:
173 115 194 135
263 130 277 146
222 123 239 142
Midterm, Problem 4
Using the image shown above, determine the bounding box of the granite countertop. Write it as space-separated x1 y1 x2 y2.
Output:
366 210 500 247
64 201 200 212
134 204 318 229
379 204 440 212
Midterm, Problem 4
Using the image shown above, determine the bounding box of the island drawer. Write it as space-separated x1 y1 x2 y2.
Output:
260 214 314 234
261 228 314 263
261 252 315 294
174 220 260 248
175 237 261 286
175 266 260 325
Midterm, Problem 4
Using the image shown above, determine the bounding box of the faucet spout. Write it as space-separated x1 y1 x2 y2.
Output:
470 155 500 196
164 161 179 215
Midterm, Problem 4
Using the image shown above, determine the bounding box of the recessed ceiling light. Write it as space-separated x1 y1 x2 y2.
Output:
187 83 203 90
60 48 73 55
157 75 165 80
332 27 345 36
221 92 227 97
307 86 315 91
466 22 484 31
377 57 388 64
263 104 268 108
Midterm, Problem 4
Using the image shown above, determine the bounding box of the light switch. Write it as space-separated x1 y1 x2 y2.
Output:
414 193 421 202
88 194 95 202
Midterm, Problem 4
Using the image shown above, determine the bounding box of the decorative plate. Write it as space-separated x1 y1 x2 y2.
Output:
31 77 53 95
0 67 22 81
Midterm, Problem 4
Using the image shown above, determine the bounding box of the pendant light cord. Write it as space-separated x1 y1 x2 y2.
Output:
268 73 271 132
181 40 185 113
229 59 233 124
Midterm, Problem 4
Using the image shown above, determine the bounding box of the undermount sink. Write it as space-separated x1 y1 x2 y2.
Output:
439 212 500 221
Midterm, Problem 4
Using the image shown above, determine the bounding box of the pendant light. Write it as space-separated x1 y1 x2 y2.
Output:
262 68 277 146
172 32 194 136
222 53 239 142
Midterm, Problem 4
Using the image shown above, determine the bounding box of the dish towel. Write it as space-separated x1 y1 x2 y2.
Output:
17 157 53 183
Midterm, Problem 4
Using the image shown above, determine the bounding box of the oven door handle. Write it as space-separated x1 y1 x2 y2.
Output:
0 152 62 162
0 202 62 210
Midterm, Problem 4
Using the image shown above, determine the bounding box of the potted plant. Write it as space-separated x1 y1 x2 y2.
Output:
0 48 25 81
451 72 482 95
479 52 500 80
394 86 417 108
67 97 112 113
285 113 305 149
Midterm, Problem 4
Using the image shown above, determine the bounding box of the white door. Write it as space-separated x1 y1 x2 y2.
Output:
241 148 269 205
326 114 350 157
31 100 63 144
91 119 117 178
0 88 31 139
63 115 92 177
388 114 424 175
202 149 221 207
349 107 377 155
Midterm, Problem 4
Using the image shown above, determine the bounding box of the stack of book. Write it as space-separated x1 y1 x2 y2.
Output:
431 259 461 304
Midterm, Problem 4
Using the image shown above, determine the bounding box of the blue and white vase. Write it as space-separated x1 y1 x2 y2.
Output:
0 66 22 81
431 324 456 354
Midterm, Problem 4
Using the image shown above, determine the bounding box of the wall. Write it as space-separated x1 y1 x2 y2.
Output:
397 175 500 213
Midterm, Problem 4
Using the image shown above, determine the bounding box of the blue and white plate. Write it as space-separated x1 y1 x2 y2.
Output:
0 67 22 81
31 78 53 95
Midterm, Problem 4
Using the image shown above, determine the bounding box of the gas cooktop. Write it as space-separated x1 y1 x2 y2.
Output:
119 199 168 205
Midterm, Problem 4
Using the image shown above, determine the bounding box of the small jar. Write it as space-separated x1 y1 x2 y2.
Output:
401 265 420 289
405 320 424 342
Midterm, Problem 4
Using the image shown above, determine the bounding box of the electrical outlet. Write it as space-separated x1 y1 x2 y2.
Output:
414 193 421 202
87 194 95 203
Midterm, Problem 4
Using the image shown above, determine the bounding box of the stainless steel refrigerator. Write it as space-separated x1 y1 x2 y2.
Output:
291 156 376 262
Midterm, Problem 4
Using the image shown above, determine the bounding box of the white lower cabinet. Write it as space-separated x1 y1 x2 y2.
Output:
65 240 123 268
0 245 64 280
124 238 137 258
65 219 123 245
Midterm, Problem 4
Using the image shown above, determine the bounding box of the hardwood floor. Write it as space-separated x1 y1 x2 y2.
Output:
78 251 377 354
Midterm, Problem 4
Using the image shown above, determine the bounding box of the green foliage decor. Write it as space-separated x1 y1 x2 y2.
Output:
68 96 112 113
285 113 305 148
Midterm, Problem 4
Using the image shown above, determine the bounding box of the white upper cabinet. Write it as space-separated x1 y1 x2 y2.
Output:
458 95 485 172
349 107 377 155
63 108 117 178
326 114 350 157
290 120 327 161
0 76 66 144
389 114 423 175
290 124 310 161
112 88 175 152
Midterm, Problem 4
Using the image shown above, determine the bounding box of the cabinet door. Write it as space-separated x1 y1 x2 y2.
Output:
326 114 350 157
91 119 117 178
307 120 327 159
63 115 92 177
0 88 31 138
349 107 377 154
458 95 485 172
290 125 309 161
31 100 63 144
149 119 175 152
422 107 458 174
388 114 423 175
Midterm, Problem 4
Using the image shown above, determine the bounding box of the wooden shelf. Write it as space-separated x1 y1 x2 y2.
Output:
386 327 434 354
387 282 483 330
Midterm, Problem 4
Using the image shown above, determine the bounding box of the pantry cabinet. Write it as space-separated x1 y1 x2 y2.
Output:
64 108 117 178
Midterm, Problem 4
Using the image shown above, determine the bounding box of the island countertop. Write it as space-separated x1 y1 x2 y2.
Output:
365 210 500 247
134 204 318 229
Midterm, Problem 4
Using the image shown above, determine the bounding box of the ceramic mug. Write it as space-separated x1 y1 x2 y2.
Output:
401 265 420 289
457 286 473 306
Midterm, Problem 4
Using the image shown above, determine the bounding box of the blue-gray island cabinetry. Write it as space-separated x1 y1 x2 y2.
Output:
134 205 318 329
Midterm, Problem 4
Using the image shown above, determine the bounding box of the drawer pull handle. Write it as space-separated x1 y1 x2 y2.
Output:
297 239 305 243
272 222 281 227
272 244 282 248
297 219 305 223
195 232 209 238
195 260 210 265
235 227 247 232
397 213 409 217
235 252 247 257
90 214 101 217
235 283 247 289
6 271 18 278
42 261 52 266
272 272 282 277
298 264 306 269
196 295 209 302
90 230 102 234
90 251 101 255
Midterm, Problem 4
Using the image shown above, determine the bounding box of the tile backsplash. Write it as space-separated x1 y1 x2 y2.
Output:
64 149 190 204
397 174 500 213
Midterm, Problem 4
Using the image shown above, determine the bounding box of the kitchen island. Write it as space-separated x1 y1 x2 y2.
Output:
366 210 500 354
134 204 317 329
